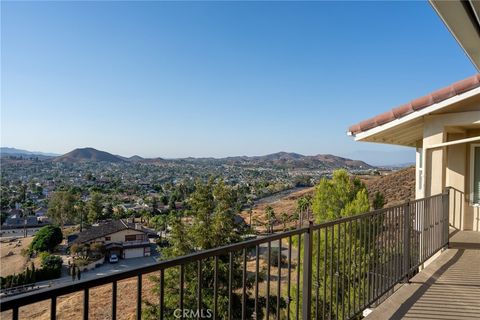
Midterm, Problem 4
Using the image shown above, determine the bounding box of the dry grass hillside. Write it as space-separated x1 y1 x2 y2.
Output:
360 167 415 208
239 188 314 233
241 168 416 234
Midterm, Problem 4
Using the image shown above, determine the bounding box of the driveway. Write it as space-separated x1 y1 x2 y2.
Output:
83 256 158 280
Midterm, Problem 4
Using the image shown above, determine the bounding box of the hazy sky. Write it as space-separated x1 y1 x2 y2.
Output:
1 1 477 163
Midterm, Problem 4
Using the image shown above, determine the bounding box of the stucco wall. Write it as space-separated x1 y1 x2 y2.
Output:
86 228 146 244
417 111 480 232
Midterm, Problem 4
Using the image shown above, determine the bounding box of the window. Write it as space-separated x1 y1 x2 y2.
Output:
472 145 480 205
125 235 137 242
105 236 111 241
417 148 423 191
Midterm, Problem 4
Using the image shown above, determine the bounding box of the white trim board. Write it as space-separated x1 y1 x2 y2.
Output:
351 87 480 141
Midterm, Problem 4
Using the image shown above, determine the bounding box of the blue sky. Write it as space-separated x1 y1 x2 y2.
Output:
1 1 477 165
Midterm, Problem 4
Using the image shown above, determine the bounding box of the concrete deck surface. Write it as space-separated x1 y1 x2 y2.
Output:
366 232 480 320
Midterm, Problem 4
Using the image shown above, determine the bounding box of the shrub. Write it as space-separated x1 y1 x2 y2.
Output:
73 258 90 267
30 225 63 253
268 247 287 267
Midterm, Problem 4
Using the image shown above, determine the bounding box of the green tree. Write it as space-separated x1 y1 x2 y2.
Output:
290 169 371 319
30 225 63 253
87 192 103 224
47 191 76 229
296 195 312 226
372 191 385 210
144 178 260 319
265 205 276 234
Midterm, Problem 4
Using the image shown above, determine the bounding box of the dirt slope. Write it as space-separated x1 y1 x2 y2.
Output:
360 167 415 207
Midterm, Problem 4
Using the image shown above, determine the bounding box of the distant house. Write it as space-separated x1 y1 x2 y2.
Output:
69 219 151 259
3 213 39 228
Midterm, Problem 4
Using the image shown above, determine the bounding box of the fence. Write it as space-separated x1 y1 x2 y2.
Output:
0 191 449 320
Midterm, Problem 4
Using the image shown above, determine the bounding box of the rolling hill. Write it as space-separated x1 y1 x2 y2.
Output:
360 167 415 207
217 152 373 170
21 147 373 170
53 148 125 163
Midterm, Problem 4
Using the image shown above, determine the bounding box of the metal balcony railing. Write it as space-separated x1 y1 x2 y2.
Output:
0 190 450 320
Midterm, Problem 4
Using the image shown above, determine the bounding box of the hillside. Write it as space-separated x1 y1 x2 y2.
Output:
15 146 373 170
53 148 125 163
176 152 373 170
0 147 58 158
360 167 415 207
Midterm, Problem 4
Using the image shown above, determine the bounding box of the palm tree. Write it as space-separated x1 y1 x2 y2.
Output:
265 206 276 234
297 195 313 226
279 212 289 231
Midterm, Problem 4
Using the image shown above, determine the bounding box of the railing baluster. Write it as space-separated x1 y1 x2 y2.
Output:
197 260 202 320
112 281 117 320
329 225 334 320
323 227 327 320
213 257 218 320
277 239 282 320
296 234 301 320
266 241 271 320
12 307 18 320
404 202 411 281
348 220 352 318
255 246 259 320
342 222 346 320
51 296 57 320
180 265 184 320
287 236 292 320
83 288 88 320
336 223 340 320
228 252 233 320
160 269 164 320
242 249 247 320
137 274 142 320
302 222 313 320
315 229 320 320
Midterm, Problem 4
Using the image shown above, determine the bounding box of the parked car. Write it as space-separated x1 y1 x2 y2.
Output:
109 254 118 263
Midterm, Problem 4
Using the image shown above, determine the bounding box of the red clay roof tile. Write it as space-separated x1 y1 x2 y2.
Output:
349 74 480 135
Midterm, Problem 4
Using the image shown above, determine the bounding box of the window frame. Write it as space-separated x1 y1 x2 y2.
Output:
125 234 137 242
470 143 480 206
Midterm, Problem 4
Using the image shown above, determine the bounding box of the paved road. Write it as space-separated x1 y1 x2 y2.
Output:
7 256 160 296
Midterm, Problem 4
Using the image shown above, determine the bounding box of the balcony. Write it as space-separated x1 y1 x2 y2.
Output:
2 190 477 320
365 230 480 320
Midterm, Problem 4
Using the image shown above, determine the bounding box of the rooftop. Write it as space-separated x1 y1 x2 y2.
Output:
348 74 480 136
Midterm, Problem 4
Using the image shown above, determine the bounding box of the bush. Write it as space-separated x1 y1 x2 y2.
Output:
30 225 63 253
41 254 63 270
73 258 90 267
268 247 287 267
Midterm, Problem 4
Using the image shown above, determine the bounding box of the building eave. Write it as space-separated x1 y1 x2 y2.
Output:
429 0 480 71
348 86 480 147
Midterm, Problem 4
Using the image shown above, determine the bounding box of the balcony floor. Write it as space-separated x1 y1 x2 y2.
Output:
365 232 480 320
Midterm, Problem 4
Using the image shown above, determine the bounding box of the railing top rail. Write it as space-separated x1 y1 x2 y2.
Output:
0 192 448 312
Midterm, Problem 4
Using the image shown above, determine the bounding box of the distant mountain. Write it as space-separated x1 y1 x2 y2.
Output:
128 155 144 162
8 146 373 170
170 152 373 170
343 149 415 167
0 147 59 157
53 148 125 163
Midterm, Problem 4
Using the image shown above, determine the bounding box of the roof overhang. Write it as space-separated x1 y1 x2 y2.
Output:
430 0 480 71
348 86 480 147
